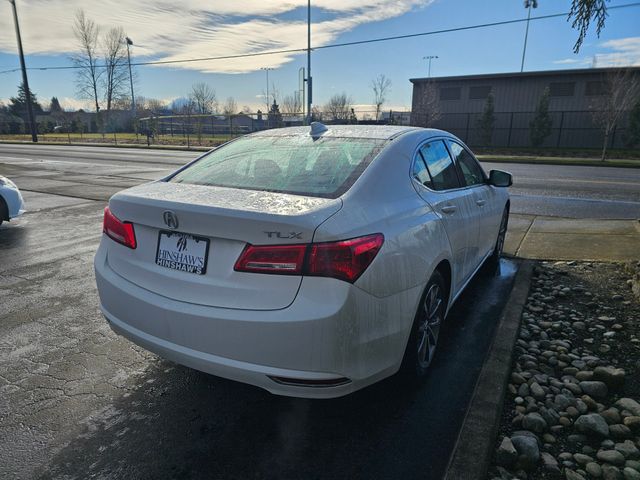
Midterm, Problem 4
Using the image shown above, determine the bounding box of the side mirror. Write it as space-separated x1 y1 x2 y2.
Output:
489 169 512 187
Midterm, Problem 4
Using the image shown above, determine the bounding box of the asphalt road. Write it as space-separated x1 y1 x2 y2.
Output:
0 143 522 479
1 143 638 219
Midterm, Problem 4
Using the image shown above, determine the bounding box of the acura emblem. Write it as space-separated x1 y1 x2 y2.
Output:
163 211 179 229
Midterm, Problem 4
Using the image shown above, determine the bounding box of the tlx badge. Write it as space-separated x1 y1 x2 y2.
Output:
264 231 303 239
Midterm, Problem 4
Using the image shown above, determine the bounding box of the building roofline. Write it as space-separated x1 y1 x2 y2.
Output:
410 66 640 84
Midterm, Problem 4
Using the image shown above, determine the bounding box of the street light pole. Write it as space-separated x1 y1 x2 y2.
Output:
306 0 312 125
125 37 136 116
423 55 438 78
9 0 37 142
261 67 273 112
520 0 537 73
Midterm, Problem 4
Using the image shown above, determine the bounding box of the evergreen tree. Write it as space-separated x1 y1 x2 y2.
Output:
49 97 63 114
529 87 553 147
8 83 43 120
476 92 495 146
624 99 640 148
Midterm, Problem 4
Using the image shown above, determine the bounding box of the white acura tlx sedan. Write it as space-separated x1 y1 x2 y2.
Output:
94 124 512 398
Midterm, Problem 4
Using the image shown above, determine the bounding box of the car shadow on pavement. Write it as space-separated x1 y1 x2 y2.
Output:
0 219 27 247
38 361 424 480
38 259 519 480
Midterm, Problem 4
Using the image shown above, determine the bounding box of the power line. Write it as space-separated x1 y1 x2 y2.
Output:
313 3 640 51
1 1 639 76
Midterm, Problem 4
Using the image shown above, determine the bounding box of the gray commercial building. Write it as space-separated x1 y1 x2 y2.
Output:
410 67 640 149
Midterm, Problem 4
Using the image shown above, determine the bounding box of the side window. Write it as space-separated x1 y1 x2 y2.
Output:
419 140 460 191
412 155 431 187
448 141 485 187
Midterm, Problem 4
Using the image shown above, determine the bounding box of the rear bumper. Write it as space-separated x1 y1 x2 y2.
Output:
95 242 422 398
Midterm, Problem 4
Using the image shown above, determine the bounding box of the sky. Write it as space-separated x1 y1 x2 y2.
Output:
0 0 639 113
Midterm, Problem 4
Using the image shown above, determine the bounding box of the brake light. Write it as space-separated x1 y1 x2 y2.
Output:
234 244 307 274
103 206 137 249
307 234 384 283
234 233 384 283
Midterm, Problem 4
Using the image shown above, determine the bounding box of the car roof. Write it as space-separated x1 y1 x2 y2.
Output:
248 124 447 141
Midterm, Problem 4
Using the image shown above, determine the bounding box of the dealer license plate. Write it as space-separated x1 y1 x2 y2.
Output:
155 231 210 275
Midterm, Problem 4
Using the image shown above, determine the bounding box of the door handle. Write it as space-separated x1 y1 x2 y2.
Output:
441 205 457 214
476 199 486 206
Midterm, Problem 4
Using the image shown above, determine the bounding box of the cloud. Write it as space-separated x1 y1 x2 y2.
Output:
0 0 433 73
553 58 590 65
595 37 640 66
554 36 640 68
58 97 92 111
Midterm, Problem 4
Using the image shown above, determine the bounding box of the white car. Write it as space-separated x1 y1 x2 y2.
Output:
0 176 26 226
94 124 512 398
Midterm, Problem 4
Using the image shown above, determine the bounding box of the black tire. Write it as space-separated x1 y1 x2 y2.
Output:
487 205 509 269
0 197 7 227
401 270 447 379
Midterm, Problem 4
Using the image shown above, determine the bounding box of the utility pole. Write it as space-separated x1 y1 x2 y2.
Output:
9 0 37 142
521 0 537 72
125 37 136 116
299 67 305 119
423 55 438 78
261 67 273 112
306 0 312 125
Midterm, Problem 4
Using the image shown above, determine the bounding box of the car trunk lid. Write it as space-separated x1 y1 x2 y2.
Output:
105 181 342 310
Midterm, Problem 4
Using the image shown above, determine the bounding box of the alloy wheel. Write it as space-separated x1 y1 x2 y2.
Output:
416 283 443 369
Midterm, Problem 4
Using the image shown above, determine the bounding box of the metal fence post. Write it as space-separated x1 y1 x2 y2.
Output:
465 113 471 143
507 112 514 147
556 111 565 148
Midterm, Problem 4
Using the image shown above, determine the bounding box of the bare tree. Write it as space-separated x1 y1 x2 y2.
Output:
414 81 441 127
371 74 392 121
324 93 353 122
190 83 216 143
179 99 196 148
568 0 608 53
262 82 280 111
190 83 217 114
311 105 324 122
241 105 252 114
102 27 129 114
145 98 167 113
281 93 302 115
71 10 102 117
590 70 640 160
222 97 238 115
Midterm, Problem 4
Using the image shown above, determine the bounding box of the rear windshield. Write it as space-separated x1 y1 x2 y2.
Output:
168 135 387 198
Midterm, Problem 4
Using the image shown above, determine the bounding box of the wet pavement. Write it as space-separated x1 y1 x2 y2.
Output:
2 143 635 479
0 183 519 480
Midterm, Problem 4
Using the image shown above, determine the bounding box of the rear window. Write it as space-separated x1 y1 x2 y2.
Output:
169 135 387 198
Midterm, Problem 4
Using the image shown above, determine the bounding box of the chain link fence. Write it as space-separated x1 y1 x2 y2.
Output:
411 110 634 149
2 109 634 150
0 110 412 147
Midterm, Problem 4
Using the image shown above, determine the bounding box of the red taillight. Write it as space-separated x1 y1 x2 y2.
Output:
234 234 384 283
234 244 307 274
307 234 384 283
103 206 136 249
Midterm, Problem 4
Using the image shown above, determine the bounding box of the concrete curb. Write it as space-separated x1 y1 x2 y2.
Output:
443 260 534 480
478 156 640 169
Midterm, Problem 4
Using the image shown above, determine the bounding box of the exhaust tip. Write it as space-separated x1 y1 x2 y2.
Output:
268 375 351 388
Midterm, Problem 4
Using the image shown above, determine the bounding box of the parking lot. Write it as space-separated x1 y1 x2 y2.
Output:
0 144 527 479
